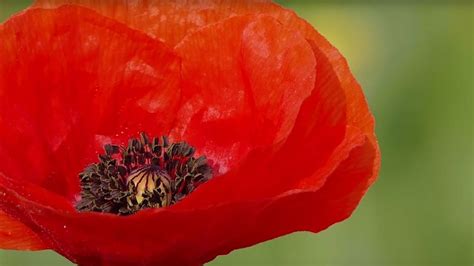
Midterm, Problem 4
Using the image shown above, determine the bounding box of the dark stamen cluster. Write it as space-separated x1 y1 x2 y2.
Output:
76 132 212 215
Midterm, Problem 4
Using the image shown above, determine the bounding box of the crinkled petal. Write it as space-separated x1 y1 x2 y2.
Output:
34 0 379 147
167 0 381 244
0 2 380 266
0 6 181 199
34 0 380 180
34 0 272 47
173 14 316 173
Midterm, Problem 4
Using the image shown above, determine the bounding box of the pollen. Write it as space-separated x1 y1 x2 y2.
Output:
76 132 212 215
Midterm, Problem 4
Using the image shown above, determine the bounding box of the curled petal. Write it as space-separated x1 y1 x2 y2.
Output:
0 130 375 265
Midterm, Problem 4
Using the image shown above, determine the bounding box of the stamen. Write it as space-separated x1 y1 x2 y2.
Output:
76 132 212 215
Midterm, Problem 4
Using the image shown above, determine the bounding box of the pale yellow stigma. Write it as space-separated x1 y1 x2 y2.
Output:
126 166 172 207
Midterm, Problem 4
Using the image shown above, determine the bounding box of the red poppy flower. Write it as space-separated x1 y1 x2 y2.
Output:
0 1 380 265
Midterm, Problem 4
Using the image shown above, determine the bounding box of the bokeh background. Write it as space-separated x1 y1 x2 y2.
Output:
1 0 472 265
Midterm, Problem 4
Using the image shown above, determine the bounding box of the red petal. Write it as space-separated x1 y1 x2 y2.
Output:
0 6 180 199
265 4 381 187
34 0 273 47
166 1 381 251
263 4 378 140
0 132 375 265
0 211 46 251
33 0 380 176
173 14 315 173
35 0 378 146
0 2 380 266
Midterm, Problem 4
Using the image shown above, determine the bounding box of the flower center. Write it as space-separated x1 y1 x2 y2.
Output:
76 132 212 215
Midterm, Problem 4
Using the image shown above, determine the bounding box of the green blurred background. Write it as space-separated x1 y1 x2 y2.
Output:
1 1 473 265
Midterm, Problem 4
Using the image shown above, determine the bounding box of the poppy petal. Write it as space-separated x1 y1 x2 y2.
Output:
34 0 273 47
1 2 380 266
0 211 46 250
265 4 382 183
33 1 380 176
32 0 380 220
193 136 377 264
35 0 379 144
0 6 181 200
263 5 377 139
0 128 369 266
173 14 316 173
164 1 381 240
0 131 375 265
35 2 317 173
